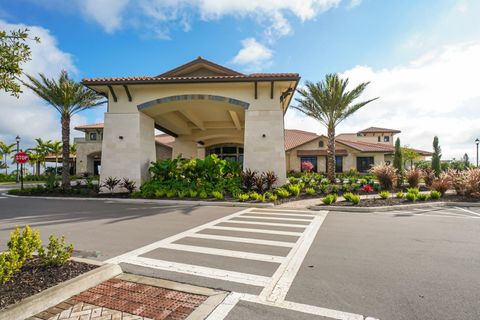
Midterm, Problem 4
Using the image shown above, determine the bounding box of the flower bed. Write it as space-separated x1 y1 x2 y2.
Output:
328 194 478 207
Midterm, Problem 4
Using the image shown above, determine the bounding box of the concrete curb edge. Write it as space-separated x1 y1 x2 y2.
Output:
0 263 122 320
310 201 480 212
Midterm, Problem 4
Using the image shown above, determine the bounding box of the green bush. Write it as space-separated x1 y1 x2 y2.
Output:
188 190 198 198
379 191 390 199
405 192 417 202
349 194 360 205
249 191 263 201
236 193 249 202
268 194 278 202
38 235 74 267
166 190 177 198
322 194 337 205
177 190 187 198
430 190 442 200
343 192 354 202
155 189 165 198
305 187 315 195
396 191 405 199
7 225 41 264
199 191 208 199
407 188 420 196
417 193 429 201
275 188 290 198
0 251 21 284
211 191 224 200
287 184 301 197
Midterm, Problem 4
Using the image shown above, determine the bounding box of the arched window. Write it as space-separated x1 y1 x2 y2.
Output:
207 144 244 165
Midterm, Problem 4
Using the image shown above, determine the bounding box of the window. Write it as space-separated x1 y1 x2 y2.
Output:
207 145 244 166
318 140 324 148
300 157 317 172
384 136 390 142
335 156 343 173
378 136 381 142
356 157 374 173
89 132 97 141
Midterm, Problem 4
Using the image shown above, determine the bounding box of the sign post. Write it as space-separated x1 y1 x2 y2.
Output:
15 152 29 191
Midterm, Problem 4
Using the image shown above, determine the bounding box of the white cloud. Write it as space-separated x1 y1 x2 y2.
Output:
0 20 86 154
231 38 273 71
80 0 129 33
286 41 480 160
347 0 362 9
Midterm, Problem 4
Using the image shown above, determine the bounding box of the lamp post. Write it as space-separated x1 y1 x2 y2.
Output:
476 138 479 167
15 135 20 183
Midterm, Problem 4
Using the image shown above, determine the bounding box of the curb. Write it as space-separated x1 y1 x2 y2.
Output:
310 201 480 212
3 194 275 208
0 263 122 320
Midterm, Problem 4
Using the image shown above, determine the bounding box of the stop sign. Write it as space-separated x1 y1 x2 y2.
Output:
15 152 29 164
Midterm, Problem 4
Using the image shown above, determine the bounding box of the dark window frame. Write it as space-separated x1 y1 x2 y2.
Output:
89 132 97 141
300 156 318 172
356 157 374 173
335 156 343 173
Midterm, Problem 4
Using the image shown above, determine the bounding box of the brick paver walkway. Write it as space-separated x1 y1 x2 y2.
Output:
28 278 207 320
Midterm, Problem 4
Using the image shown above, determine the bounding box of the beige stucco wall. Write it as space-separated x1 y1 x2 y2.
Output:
156 144 172 161
75 139 102 175
357 132 395 145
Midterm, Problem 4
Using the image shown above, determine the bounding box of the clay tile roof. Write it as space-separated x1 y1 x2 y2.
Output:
358 127 401 134
74 123 104 130
155 133 175 148
284 129 321 151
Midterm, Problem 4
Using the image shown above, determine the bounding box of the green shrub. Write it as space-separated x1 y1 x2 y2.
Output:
373 183 381 192
396 191 405 199
275 188 290 198
177 190 187 198
343 192 354 202
349 194 361 205
199 191 208 199
0 251 21 284
155 189 165 198
268 194 278 201
417 193 429 201
287 184 301 197
211 191 224 200
236 193 250 202
405 192 417 202
430 190 442 200
131 191 142 198
188 190 198 198
379 191 390 199
7 225 41 264
321 194 337 205
305 187 315 195
249 191 263 201
38 235 74 267
166 190 177 198
407 188 420 196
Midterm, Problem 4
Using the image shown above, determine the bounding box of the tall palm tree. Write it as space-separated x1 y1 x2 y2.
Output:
23 71 104 186
0 142 16 175
294 74 378 181
26 151 39 176
31 138 51 175
48 140 62 176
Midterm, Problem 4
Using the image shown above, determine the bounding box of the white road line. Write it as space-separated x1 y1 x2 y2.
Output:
205 292 243 320
187 233 296 247
121 257 270 286
162 243 285 263
261 214 327 303
0 197 7 199
247 211 315 218
252 208 314 213
239 215 313 222
453 206 480 217
241 294 365 320
106 207 254 264
207 226 303 236
222 220 307 228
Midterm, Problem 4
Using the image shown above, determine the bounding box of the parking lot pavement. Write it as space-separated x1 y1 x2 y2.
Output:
0 194 240 261
286 206 480 320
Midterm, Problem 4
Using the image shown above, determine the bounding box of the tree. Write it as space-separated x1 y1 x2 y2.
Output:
23 71 104 186
0 142 16 174
26 151 40 176
401 147 420 169
294 74 378 181
463 153 470 167
48 141 62 176
31 138 51 175
432 136 442 177
393 138 403 185
0 28 39 97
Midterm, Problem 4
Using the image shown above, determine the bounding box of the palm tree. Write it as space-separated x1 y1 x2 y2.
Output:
48 140 62 176
26 151 40 176
23 71 104 186
31 138 51 175
294 74 378 181
0 142 16 175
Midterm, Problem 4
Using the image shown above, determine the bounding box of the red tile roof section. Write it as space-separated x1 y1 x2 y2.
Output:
158 56 244 77
155 133 174 148
74 123 104 130
284 129 321 151
358 127 401 134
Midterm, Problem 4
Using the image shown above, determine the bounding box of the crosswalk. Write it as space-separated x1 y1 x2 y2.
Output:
107 207 327 301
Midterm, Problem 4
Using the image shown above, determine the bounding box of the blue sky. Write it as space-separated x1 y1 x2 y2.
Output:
1 0 480 160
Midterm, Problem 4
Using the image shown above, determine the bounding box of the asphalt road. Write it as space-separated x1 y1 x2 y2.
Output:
1 190 479 320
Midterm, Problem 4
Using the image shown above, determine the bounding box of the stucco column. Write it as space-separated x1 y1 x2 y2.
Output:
243 109 287 185
197 146 206 159
75 153 88 175
100 112 156 191
172 137 197 159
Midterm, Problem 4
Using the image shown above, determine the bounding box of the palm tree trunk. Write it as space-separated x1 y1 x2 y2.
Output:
61 115 71 187
327 125 336 182
4 154 7 175
55 156 58 176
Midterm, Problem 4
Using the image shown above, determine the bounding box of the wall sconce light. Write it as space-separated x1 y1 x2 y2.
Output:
262 134 266 138
119 136 124 140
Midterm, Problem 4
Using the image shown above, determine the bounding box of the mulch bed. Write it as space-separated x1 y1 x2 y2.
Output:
329 194 480 207
0 258 97 310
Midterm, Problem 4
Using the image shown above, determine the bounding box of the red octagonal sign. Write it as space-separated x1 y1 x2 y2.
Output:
15 152 29 164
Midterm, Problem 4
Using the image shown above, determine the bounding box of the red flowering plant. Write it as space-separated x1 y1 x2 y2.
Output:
362 184 373 198
301 161 314 173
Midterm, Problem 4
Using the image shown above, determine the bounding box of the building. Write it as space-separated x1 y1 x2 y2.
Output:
81 57 299 186
74 124 431 177
285 127 432 173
